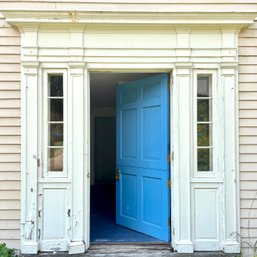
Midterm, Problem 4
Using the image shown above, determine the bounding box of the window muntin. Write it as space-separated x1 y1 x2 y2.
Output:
47 74 64 172
197 75 213 172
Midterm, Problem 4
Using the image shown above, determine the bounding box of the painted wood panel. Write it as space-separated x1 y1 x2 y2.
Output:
41 189 68 251
193 187 220 250
0 16 21 250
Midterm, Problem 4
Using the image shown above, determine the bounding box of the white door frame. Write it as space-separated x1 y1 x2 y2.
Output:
8 20 245 254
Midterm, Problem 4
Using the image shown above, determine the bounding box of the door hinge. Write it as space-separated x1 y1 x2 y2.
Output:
168 75 173 91
115 169 120 181
168 152 170 162
168 179 171 189
37 158 40 168
170 151 174 162
38 210 41 218
38 229 41 240
168 217 171 226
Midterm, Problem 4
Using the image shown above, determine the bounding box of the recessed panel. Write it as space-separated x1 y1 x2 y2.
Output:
121 109 137 159
85 29 176 49
121 173 137 219
121 87 137 104
142 106 161 160
142 176 162 226
143 82 161 101
43 189 66 240
194 188 218 239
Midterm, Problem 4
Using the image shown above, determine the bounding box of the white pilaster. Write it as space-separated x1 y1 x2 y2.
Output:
175 28 191 63
173 63 194 253
68 62 86 254
221 64 240 253
20 62 40 254
84 68 91 250
20 26 39 62
69 28 84 62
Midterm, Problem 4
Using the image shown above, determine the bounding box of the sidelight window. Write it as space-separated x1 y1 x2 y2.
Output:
48 75 64 172
43 70 67 178
196 75 213 172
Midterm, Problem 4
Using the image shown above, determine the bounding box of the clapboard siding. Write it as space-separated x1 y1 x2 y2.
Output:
239 19 257 257
0 16 20 249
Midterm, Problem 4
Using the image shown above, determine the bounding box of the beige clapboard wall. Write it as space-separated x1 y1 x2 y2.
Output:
239 19 257 255
0 0 257 252
0 13 20 249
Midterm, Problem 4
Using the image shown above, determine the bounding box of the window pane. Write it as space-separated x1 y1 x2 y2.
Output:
50 99 63 121
49 124 63 146
197 76 211 97
49 75 63 96
197 124 212 146
197 148 213 171
197 99 211 122
48 148 63 171
197 74 213 172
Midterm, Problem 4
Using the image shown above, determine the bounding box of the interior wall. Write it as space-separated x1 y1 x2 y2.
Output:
90 107 115 185
94 116 116 183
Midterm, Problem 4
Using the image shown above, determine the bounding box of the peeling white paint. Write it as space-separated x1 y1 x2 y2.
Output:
24 220 34 240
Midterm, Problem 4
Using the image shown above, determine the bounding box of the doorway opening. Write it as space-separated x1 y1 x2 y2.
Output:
90 72 170 243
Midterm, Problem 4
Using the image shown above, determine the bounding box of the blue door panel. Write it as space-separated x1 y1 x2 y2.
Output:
121 84 138 105
117 74 169 171
116 166 140 229
142 175 163 227
121 108 137 159
116 74 170 242
116 166 170 241
142 81 161 101
142 105 161 161
141 169 170 241
121 173 137 219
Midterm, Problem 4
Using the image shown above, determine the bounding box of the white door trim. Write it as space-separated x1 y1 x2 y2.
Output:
16 24 241 254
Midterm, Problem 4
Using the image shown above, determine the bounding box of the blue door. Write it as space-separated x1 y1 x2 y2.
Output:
116 74 170 242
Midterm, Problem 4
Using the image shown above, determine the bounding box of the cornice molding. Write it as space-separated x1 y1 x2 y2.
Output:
1 10 257 29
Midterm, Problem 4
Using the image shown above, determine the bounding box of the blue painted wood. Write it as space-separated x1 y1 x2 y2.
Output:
116 74 170 242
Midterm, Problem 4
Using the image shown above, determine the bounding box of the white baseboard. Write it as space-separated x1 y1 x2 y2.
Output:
175 240 194 253
21 241 39 254
69 241 86 254
223 241 240 253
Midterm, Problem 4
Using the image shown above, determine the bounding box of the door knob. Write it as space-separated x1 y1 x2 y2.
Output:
116 169 120 181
